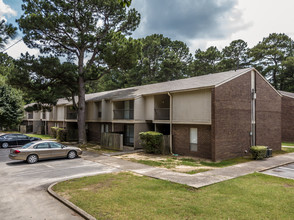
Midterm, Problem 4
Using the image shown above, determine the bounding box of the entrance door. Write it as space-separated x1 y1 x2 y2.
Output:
124 124 134 146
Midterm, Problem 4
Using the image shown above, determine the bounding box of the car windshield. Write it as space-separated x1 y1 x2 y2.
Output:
22 142 34 149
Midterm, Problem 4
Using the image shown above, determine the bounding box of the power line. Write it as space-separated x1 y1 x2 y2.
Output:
1 38 23 53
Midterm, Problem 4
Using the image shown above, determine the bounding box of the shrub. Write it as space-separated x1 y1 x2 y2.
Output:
57 128 67 142
250 146 267 160
51 127 58 138
139 131 163 154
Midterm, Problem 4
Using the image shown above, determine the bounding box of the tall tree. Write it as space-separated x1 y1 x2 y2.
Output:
17 0 140 144
280 57 294 92
0 20 17 50
249 33 293 89
97 34 192 91
0 85 23 129
11 53 78 106
221 39 249 71
190 46 222 76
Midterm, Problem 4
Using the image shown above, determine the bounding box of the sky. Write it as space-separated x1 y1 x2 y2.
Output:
1 0 294 59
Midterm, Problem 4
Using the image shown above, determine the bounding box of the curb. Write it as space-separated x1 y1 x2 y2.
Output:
48 182 96 220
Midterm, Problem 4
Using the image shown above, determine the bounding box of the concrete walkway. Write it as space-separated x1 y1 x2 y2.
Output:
82 151 294 188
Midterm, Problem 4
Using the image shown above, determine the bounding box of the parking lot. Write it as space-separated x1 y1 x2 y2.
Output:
0 147 118 220
262 163 294 180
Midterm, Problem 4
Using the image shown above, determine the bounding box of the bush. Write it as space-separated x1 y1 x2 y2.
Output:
140 131 163 154
51 127 58 138
57 128 67 142
250 146 267 160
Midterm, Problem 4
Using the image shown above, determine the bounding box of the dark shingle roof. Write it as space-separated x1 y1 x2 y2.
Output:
57 68 254 105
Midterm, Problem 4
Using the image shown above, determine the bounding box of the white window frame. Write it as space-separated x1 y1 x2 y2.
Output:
190 128 198 152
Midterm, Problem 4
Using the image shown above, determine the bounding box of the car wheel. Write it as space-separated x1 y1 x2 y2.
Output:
2 142 9 148
67 150 77 159
27 154 38 164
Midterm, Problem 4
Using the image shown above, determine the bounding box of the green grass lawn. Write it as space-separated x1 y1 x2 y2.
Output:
53 172 294 220
78 143 118 154
26 134 54 140
282 142 294 146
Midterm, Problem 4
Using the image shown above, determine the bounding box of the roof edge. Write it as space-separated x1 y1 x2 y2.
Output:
215 67 254 88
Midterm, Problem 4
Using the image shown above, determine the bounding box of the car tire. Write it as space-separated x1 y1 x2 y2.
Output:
67 150 77 159
27 154 38 164
2 142 9 148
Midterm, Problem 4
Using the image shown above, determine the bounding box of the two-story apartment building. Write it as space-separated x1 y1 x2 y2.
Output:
23 68 283 161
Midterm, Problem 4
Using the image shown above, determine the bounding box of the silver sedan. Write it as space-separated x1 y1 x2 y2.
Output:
9 141 82 164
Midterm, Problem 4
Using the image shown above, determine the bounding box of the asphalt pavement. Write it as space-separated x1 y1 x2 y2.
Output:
0 147 119 220
262 162 294 179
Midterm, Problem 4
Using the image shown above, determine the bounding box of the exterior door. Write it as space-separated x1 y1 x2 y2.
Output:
124 124 134 146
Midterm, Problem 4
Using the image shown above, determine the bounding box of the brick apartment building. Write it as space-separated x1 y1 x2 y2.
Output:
22 68 283 161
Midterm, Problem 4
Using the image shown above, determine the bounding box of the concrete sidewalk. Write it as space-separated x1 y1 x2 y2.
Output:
82 151 294 188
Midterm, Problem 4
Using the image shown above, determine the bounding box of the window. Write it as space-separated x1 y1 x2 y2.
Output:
190 128 198 152
50 142 63 149
35 143 49 149
101 124 109 133
17 135 29 139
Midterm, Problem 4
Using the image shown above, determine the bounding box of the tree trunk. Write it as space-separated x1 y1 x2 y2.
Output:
78 75 86 144
78 52 86 144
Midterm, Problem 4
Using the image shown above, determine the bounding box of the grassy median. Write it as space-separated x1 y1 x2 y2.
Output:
53 172 294 220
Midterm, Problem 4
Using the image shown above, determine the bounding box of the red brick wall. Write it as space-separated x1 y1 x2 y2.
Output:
213 71 252 161
173 124 212 159
255 73 281 151
282 96 294 142
113 123 124 133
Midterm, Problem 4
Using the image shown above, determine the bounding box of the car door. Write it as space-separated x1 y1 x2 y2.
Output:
34 142 51 159
49 142 67 158
16 135 29 146
5 135 18 146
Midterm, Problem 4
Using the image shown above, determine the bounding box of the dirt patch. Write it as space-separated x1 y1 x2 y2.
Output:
115 152 217 174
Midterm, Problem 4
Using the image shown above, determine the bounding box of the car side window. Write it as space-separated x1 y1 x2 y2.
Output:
35 143 50 149
18 135 28 139
50 143 63 149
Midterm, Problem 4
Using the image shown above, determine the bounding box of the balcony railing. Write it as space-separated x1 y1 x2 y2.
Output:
113 109 134 120
67 112 77 120
154 108 170 120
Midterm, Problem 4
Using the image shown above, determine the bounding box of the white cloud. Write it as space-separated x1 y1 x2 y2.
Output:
0 0 17 21
5 38 40 59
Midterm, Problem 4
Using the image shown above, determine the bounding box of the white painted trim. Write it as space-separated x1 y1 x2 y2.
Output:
279 92 294 99
172 121 212 125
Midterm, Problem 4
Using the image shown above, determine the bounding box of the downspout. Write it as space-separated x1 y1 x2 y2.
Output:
168 92 174 154
251 70 256 146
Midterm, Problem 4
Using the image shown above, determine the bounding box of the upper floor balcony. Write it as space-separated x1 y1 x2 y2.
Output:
113 109 134 120
113 100 134 120
27 113 33 119
154 108 170 120
66 106 77 120
154 94 170 120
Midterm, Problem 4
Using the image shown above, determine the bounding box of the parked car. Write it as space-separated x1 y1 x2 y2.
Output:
0 134 41 148
9 141 82 164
